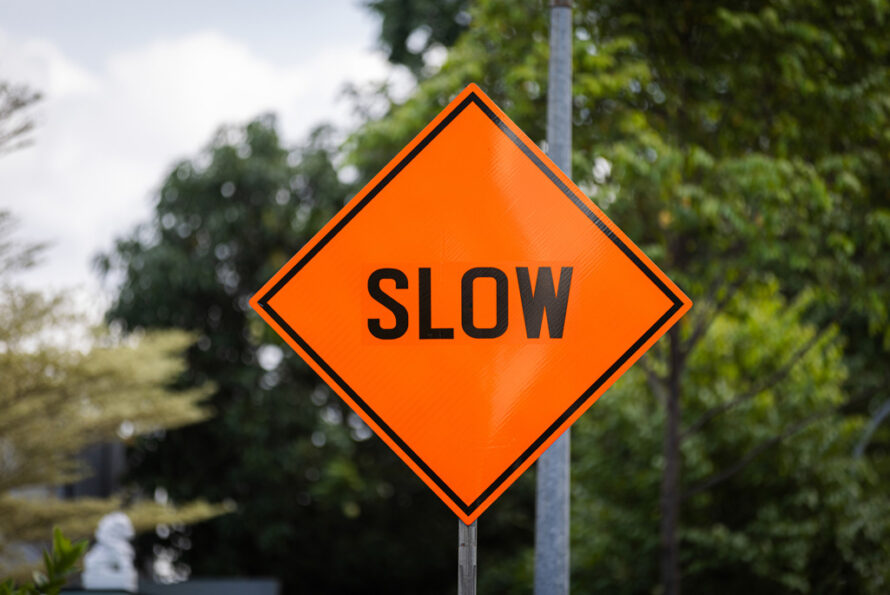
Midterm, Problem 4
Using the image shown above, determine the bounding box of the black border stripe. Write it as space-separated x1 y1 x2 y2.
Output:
258 92 683 515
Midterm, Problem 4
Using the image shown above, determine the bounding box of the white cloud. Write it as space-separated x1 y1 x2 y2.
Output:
0 28 398 302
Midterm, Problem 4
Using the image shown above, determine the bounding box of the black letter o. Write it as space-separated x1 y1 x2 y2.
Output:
461 267 508 339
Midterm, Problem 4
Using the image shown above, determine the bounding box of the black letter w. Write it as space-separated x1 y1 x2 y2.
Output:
516 267 573 338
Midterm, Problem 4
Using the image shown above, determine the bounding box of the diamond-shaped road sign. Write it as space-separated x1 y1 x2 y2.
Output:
251 84 691 524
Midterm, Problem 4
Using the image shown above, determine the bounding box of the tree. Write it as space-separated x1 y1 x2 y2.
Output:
0 77 220 581
347 0 890 591
366 0 471 76
0 211 220 580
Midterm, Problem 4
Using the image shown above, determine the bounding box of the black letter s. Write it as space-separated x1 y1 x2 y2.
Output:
368 268 409 339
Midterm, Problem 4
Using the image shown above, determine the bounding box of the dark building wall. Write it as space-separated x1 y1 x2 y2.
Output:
62 441 127 498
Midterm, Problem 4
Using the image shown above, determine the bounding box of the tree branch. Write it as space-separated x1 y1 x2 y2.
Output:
0 82 42 154
682 391 873 500
638 354 668 403
682 411 826 500
853 397 890 458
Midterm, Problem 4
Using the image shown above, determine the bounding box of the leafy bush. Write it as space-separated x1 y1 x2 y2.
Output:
0 529 87 595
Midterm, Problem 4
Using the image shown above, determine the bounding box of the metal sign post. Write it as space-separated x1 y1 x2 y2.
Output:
535 1 573 594
458 520 477 594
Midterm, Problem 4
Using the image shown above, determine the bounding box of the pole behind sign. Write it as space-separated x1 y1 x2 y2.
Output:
535 1 572 594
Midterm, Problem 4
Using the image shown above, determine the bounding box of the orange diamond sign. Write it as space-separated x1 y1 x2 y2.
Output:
251 84 691 524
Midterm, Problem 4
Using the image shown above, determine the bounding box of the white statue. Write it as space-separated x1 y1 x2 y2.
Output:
82 512 138 592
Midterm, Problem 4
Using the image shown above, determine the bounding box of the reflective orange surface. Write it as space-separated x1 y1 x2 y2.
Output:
251 84 691 524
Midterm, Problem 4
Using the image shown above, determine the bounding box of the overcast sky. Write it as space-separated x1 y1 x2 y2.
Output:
0 0 407 306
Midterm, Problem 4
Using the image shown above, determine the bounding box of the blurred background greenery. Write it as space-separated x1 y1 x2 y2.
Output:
3 0 890 592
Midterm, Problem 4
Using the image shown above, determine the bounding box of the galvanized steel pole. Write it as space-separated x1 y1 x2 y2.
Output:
535 1 572 594
458 520 477 595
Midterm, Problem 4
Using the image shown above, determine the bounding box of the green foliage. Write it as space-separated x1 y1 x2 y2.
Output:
0 528 87 595
0 211 221 578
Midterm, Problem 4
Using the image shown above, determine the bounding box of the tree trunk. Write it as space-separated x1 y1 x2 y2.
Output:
660 326 682 594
